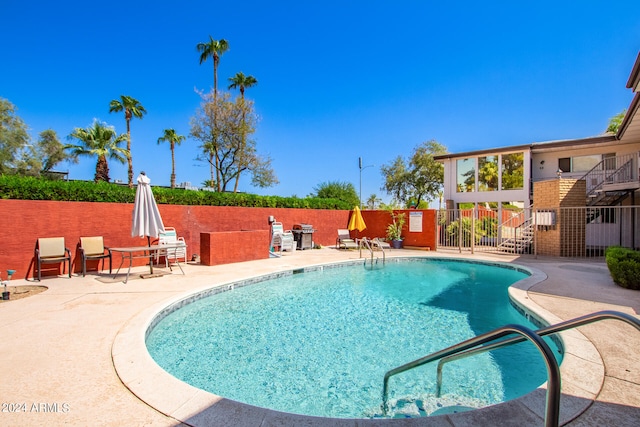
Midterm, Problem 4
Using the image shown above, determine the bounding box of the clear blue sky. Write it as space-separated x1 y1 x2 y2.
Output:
1 1 639 204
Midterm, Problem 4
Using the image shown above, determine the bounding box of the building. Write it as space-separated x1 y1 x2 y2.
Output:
435 52 640 255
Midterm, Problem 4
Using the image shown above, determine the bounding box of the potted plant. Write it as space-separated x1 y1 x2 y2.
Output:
386 211 406 249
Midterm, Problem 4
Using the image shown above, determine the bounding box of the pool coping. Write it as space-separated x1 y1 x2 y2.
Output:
112 256 604 426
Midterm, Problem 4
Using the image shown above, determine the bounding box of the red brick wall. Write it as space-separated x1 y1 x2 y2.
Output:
0 200 436 280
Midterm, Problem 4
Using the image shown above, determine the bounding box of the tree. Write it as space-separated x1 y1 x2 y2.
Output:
606 109 626 134
197 35 229 97
0 97 30 175
37 129 68 174
197 36 229 185
109 95 147 188
380 139 447 207
12 145 41 177
157 129 186 189
228 72 258 191
14 129 70 178
190 91 277 192
0 99 69 177
312 181 360 207
228 72 258 99
66 120 128 182
366 194 382 210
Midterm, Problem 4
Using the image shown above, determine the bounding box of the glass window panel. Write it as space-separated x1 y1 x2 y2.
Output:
572 155 601 172
478 155 498 191
558 158 571 172
456 158 475 192
588 207 616 224
603 153 616 170
501 153 524 190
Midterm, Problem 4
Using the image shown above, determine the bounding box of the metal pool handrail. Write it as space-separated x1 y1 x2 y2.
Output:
382 324 560 427
359 237 385 267
382 323 561 427
435 310 640 397
382 310 640 427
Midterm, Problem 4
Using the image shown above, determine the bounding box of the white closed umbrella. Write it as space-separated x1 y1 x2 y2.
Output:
131 172 165 273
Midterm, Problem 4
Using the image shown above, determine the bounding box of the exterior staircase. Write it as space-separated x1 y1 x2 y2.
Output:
582 153 640 207
496 217 534 254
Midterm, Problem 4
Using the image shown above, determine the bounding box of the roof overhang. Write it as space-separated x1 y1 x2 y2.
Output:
617 92 640 141
434 135 618 161
626 51 640 92
530 135 618 153
434 144 531 161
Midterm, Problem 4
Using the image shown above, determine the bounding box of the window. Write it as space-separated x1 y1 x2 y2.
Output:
456 158 475 192
478 155 498 191
588 208 616 224
603 153 616 170
501 152 524 190
558 154 615 173
572 155 601 172
558 158 571 173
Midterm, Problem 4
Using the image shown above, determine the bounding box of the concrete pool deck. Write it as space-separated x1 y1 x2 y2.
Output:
0 248 638 426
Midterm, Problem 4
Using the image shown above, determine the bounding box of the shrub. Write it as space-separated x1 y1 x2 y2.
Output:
446 217 487 246
605 246 640 290
478 215 498 238
0 175 351 210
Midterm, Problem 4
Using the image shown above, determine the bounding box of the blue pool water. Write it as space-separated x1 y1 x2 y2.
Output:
146 259 562 419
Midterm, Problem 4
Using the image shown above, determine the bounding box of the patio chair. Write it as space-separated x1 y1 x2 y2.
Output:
371 237 391 250
270 222 295 254
155 227 188 267
336 229 358 249
79 236 112 277
35 237 72 281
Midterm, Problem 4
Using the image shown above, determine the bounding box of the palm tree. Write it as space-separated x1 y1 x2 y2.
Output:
157 129 185 189
197 36 229 97
109 95 147 188
366 194 382 210
228 72 258 100
196 36 229 191
66 120 128 183
228 72 258 192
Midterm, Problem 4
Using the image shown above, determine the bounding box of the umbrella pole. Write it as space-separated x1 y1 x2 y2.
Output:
147 236 154 274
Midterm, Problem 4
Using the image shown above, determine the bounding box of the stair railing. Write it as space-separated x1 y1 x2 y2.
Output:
581 153 636 200
497 206 534 253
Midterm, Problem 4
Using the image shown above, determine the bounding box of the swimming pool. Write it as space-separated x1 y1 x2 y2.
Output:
146 258 563 419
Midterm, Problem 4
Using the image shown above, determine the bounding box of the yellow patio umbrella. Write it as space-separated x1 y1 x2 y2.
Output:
348 206 367 232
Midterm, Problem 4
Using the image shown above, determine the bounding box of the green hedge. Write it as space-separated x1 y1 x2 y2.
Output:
605 246 640 290
0 175 351 210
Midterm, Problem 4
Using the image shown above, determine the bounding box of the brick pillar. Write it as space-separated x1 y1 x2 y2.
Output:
533 179 586 257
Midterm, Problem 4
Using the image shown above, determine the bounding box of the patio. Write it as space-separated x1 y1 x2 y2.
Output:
0 248 638 426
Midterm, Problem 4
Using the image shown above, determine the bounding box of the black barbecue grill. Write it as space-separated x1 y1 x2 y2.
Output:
292 223 315 250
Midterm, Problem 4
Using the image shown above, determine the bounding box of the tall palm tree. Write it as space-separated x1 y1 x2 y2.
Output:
228 72 258 100
66 119 128 183
228 72 258 192
109 95 147 188
157 128 185 189
197 36 229 97
196 36 229 191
